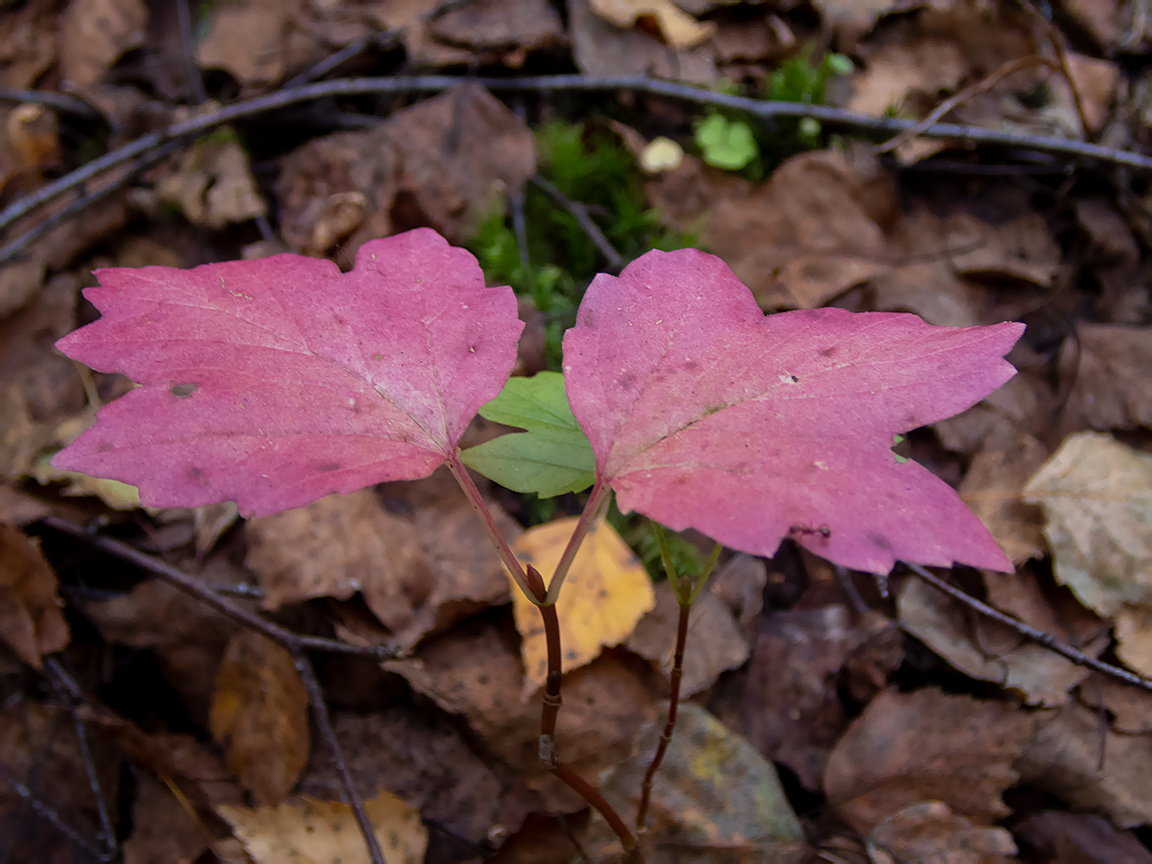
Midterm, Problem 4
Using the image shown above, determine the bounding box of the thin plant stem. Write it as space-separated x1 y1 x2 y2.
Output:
636 527 722 831
446 454 535 604
543 481 611 605
522 564 637 853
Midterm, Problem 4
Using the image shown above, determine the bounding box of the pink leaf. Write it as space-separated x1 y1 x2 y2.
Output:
563 249 1022 574
53 229 523 517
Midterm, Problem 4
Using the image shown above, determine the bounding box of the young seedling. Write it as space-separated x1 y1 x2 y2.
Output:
53 228 1022 859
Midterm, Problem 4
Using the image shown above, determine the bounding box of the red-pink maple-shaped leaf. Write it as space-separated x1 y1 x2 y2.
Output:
563 249 1022 574
53 228 523 517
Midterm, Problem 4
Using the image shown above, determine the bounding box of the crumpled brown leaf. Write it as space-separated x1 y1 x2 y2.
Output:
58 0 147 86
825 687 1033 835
867 801 1017 864
588 0 717 50
1060 324 1152 432
157 130 267 229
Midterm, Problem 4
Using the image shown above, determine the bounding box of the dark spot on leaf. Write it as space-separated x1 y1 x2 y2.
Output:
372 353 383 362
684 360 699 372
97 442 113 453
701 405 722 417
189 466 205 481
565 650 577 660
170 383 197 398
478 674 488 685
618 373 636 390
820 346 836 357
317 462 341 472
868 532 892 551
790 374 800 383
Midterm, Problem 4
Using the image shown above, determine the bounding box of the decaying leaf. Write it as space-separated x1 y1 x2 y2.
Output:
579 703 805 864
157 131 267 229
1023 432 1152 676
867 801 1017 864
58 0 147 86
824 687 1033 835
210 630 310 805
52 229 523 517
218 790 427 864
1060 324 1152 431
564 247 1022 574
247 484 517 651
0 524 69 668
511 515 654 697
1017 703 1152 828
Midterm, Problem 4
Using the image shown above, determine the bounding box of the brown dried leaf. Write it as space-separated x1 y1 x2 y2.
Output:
297 709 534 854
588 0 717 50
195 0 305 87
58 0 148 86
867 801 1016 864
0 0 57 89
1076 674 1152 734
383 618 659 811
580 704 805 864
1017 703 1152 828
157 133 266 229
1015 810 1152 864
1060 324 1152 431
219 790 427 864
825 687 1033 835
247 486 516 651
0 524 68 669
210 630 310 806
568 0 716 82
431 0 563 54
624 580 748 698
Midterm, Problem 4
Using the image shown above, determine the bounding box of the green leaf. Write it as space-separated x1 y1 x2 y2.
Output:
460 371 596 497
694 115 758 171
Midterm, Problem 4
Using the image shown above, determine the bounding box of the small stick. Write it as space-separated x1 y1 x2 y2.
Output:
295 655 387 864
176 0 207 104
42 517 400 660
904 562 1152 693
529 174 625 272
0 89 99 117
878 56 1055 154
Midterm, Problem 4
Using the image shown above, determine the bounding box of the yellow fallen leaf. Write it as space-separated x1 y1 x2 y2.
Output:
512 515 655 699
640 136 684 174
589 0 716 51
218 790 427 864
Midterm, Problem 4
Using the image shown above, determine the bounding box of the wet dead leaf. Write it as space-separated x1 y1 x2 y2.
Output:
897 576 1107 706
430 0 563 56
84 576 240 725
1023 432 1152 676
218 790 427 864
58 0 148 85
512 515 654 697
1015 810 1152 863
727 606 857 790
1076 673 1152 734
1016 702 1152 828
248 486 516 652
825 687 1033 835
0 524 68 669
210 630 310 806
588 0 717 50
1060 324 1152 431
579 703 805 864
867 801 1017 864
624 579 748 698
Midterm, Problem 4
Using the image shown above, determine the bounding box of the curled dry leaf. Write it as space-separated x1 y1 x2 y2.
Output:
247 485 517 651
824 687 1033 835
568 0 716 82
210 630 310 806
579 703 804 864
1023 432 1152 676
624 579 749 698
564 247 1022 574
512 514 654 697
0 524 68 669
588 0 717 50
51 229 523 518
218 790 427 864
1016 703 1152 828
58 0 148 86
157 132 267 229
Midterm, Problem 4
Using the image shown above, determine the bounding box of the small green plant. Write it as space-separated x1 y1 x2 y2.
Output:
694 114 758 171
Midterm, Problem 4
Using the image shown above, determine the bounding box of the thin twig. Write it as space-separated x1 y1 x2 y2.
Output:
0 764 110 862
1020 0 1092 138
5 73 1151 240
0 89 99 117
41 517 401 661
530 174 624 272
878 56 1056 154
903 562 1152 693
295 655 387 864
176 0 207 104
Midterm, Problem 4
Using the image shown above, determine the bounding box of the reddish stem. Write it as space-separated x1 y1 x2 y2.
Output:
635 596 691 831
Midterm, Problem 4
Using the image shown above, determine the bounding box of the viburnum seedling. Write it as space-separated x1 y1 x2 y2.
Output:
53 227 1022 858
